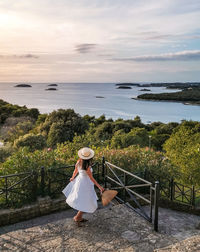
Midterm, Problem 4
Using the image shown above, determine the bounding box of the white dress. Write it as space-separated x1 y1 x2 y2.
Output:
62 165 98 213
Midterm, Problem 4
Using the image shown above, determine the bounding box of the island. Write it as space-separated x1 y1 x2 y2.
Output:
139 89 151 91
117 86 132 89
45 88 57 91
115 83 140 87
95 96 105 98
135 87 200 105
14 84 32 88
48 84 58 87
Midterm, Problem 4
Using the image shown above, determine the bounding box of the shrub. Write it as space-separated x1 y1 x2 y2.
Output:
14 133 46 151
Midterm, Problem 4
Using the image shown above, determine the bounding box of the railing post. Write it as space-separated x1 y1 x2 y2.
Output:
150 186 153 222
102 156 105 178
123 173 127 203
102 156 107 188
97 162 99 181
191 185 195 208
40 166 45 197
154 181 159 232
170 178 174 201
5 177 8 205
32 171 38 201
144 168 148 194
144 168 147 180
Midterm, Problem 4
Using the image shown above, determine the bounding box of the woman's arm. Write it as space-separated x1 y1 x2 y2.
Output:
70 161 79 181
86 167 104 193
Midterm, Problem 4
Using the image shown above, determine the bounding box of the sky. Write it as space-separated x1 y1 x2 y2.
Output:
0 0 200 83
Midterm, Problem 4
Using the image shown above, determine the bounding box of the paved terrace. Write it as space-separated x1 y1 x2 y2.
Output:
0 204 200 252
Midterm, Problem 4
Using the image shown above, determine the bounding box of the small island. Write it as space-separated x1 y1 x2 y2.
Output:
45 88 57 91
95 96 105 98
139 89 151 91
14 84 32 88
116 83 140 87
135 87 200 105
117 86 132 89
48 84 58 87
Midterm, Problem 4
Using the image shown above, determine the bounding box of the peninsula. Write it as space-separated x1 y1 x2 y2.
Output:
136 87 200 105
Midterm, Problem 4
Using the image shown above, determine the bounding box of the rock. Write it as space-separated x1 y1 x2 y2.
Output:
14 84 32 87
121 230 141 242
45 88 57 91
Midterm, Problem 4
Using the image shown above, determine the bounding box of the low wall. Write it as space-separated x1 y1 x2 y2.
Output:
159 198 200 216
0 196 70 227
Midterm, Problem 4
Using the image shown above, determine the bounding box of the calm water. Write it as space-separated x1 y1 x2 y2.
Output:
0 82 199 123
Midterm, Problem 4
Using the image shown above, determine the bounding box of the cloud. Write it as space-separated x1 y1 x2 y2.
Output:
75 43 97 54
112 50 200 62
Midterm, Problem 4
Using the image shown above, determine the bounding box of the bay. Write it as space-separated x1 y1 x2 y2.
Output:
0 82 199 123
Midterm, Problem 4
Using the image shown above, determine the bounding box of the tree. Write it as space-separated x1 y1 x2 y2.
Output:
164 121 200 186
111 128 149 148
94 122 113 141
40 109 88 147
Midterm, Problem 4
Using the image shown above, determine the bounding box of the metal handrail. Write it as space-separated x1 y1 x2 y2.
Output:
103 158 159 231
106 161 152 185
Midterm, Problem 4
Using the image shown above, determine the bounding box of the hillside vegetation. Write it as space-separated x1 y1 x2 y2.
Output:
0 99 200 188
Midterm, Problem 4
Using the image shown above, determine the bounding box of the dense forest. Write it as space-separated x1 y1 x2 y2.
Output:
0 99 200 188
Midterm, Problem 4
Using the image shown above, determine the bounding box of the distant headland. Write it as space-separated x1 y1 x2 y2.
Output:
116 82 200 88
136 87 200 105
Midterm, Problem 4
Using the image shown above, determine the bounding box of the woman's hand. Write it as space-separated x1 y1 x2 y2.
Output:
99 186 105 194
70 177 74 182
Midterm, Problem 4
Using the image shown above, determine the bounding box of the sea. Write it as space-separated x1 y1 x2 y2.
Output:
0 82 199 124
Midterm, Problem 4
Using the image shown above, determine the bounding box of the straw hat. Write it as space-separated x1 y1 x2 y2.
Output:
78 147 94 160
101 190 118 206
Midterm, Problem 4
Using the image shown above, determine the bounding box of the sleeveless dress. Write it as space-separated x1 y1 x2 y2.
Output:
62 165 98 213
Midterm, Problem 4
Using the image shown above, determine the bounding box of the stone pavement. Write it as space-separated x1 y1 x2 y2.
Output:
0 204 200 252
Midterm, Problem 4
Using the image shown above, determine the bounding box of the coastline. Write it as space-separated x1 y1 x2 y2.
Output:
0 82 200 123
132 97 200 106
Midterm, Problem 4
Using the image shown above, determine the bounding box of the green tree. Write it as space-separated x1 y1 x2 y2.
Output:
40 109 88 147
111 128 149 148
164 121 200 186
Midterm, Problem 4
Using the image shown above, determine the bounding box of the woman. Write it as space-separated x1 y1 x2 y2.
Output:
62 147 104 226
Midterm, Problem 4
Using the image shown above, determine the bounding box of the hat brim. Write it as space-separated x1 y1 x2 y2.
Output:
78 148 94 160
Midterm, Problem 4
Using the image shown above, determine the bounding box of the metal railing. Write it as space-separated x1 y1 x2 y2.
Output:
102 157 160 231
145 169 200 208
0 171 37 207
0 162 100 208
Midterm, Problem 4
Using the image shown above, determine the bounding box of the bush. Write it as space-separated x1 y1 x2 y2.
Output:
0 146 13 163
0 116 34 142
14 133 46 151
94 146 175 181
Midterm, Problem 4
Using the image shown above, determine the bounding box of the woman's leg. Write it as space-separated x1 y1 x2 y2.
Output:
74 211 83 221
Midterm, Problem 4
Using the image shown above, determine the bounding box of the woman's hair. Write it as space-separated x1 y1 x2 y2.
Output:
79 158 93 170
